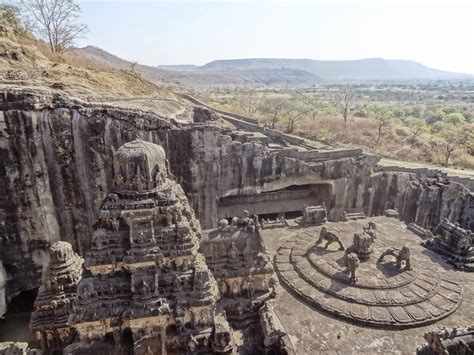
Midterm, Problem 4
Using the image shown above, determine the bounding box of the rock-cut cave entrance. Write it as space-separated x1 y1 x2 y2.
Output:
0 288 38 344
217 183 333 221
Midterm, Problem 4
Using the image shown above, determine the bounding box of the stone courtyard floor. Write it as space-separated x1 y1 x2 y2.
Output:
261 216 474 354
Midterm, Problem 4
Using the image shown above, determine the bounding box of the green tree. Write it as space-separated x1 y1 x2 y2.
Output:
260 96 285 129
0 3 21 27
426 108 447 124
437 124 473 166
444 112 465 126
283 99 305 133
405 117 428 148
298 92 321 120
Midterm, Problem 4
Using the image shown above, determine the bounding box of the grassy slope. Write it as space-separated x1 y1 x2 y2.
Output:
0 32 188 117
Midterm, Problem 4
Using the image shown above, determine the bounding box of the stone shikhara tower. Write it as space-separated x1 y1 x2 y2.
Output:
30 242 84 351
67 139 233 354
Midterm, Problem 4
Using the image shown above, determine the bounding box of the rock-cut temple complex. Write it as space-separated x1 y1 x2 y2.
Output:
37 140 236 354
0 89 473 354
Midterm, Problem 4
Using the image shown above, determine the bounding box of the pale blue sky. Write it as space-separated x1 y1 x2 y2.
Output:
76 0 474 74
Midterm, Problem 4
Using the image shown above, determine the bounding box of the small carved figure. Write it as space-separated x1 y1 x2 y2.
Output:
78 280 96 300
316 226 345 251
219 279 228 297
230 281 240 298
344 252 360 283
46 330 54 348
363 221 377 242
139 280 151 295
92 229 106 249
235 210 255 231
377 245 412 270
34 331 46 350
132 166 146 191
176 319 184 334
108 193 119 203
228 241 239 259
240 277 251 297
111 217 120 232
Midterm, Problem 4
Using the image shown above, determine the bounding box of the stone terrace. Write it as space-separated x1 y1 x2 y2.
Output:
261 216 474 353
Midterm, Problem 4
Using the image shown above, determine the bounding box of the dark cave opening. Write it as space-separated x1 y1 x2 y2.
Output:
0 288 38 343
217 183 332 222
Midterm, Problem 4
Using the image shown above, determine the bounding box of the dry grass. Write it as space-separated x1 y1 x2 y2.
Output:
15 36 110 70
0 33 174 98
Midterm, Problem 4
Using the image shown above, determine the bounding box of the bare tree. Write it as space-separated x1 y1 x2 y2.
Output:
238 90 261 117
373 110 394 148
332 87 354 127
260 96 286 129
130 61 138 72
283 100 305 133
19 0 88 54
439 125 472 167
405 117 428 148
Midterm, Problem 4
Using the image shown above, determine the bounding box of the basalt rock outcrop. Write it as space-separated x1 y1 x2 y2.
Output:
0 86 472 318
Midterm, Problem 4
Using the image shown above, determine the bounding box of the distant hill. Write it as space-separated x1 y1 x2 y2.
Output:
72 47 472 86
158 65 199 71
200 58 472 80
73 46 323 87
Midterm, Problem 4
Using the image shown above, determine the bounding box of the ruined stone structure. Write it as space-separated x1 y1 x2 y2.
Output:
64 139 233 354
422 218 473 271
199 215 277 353
30 241 83 352
418 326 474 355
295 205 327 225
345 231 374 261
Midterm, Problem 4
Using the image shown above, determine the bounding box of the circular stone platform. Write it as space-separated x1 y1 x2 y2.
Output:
274 221 463 329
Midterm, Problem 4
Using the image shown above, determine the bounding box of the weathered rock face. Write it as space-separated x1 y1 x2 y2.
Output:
200 215 274 321
366 172 472 229
0 88 472 318
0 263 6 319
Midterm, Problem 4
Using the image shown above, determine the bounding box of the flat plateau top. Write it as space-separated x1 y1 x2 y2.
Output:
262 216 474 353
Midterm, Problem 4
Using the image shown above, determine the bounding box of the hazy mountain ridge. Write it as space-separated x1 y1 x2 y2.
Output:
200 58 472 80
157 64 199 71
72 46 472 87
73 46 322 86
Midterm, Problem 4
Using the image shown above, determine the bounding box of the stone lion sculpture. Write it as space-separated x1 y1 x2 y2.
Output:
377 245 411 270
218 218 229 229
344 252 360 283
316 226 345 251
